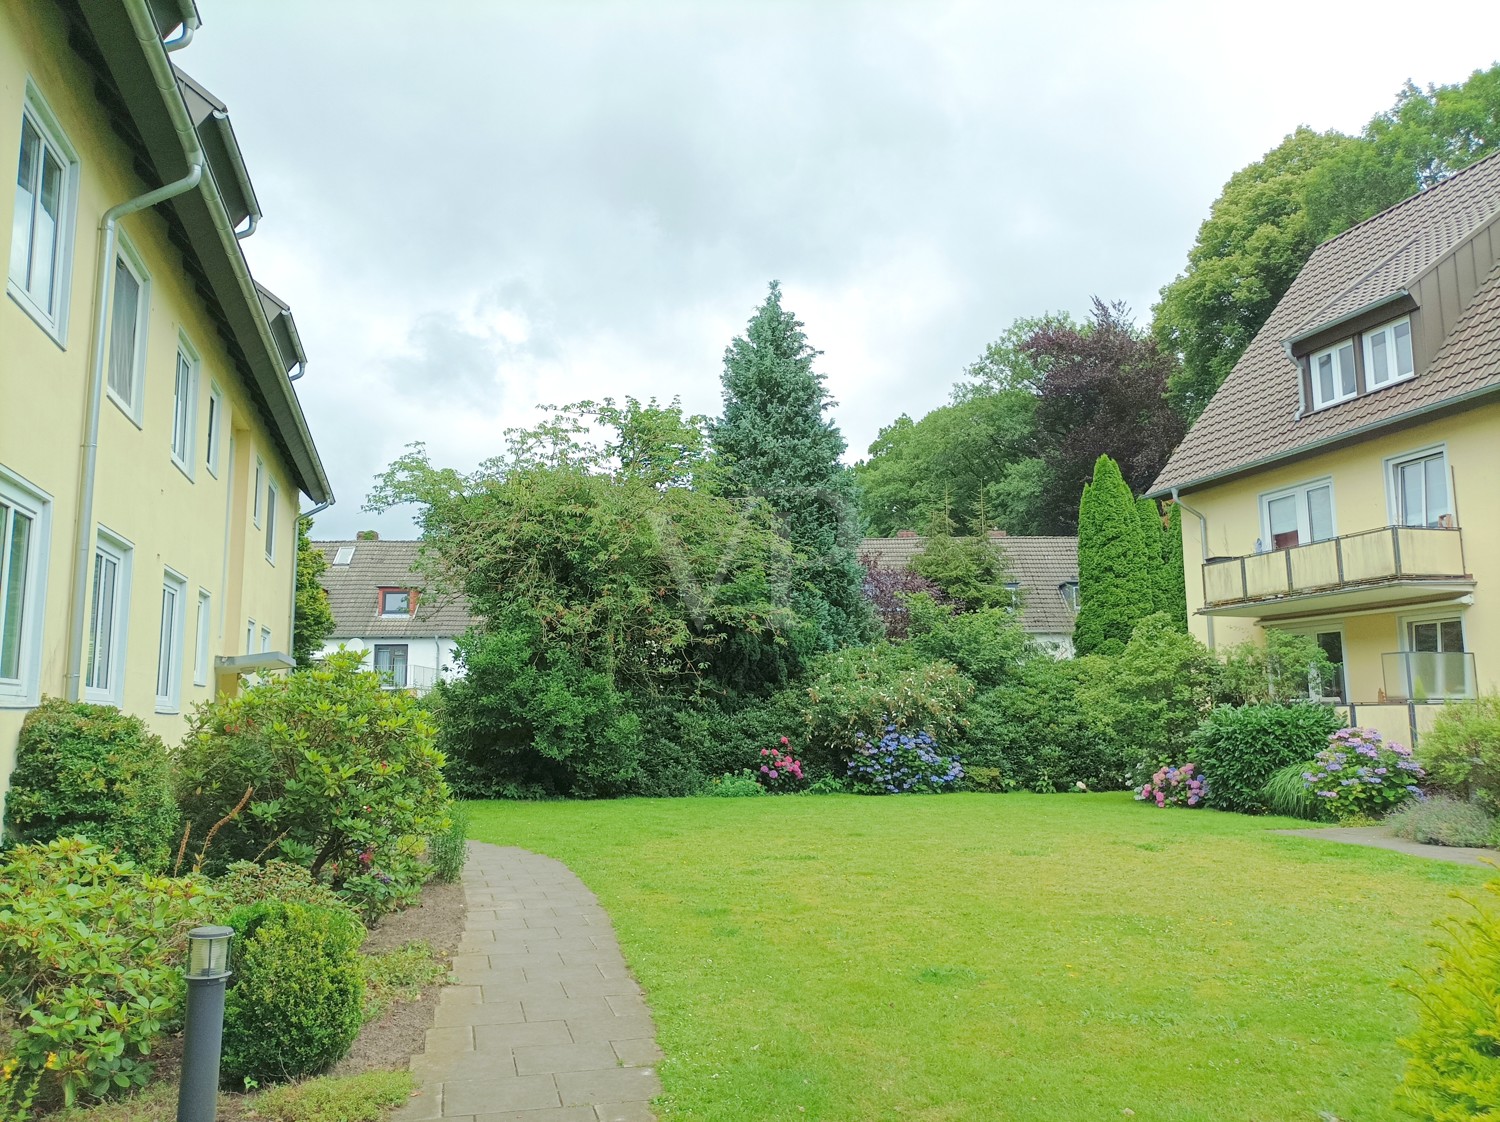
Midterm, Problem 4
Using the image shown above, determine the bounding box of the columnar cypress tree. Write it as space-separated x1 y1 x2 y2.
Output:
1135 497 1167 613
1162 502 1188 632
1074 455 1152 656
714 282 874 649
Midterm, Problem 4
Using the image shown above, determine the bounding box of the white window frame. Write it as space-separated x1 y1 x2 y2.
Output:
252 456 265 527
1275 623 1348 702
0 466 52 708
265 480 278 563
204 382 225 478
170 335 200 477
8 82 80 345
1396 608 1472 701
373 643 409 688
156 568 187 713
333 545 355 566
1385 444 1452 529
104 233 151 425
1308 339 1357 410
84 527 132 705
1362 315 1416 391
193 588 212 687
245 618 256 655
260 625 272 653
1258 477 1337 551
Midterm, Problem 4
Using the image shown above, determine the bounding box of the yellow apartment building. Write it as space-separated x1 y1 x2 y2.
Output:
1150 152 1500 748
0 0 332 813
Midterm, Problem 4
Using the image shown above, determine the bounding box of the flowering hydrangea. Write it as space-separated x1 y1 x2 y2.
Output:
1136 762 1209 808
1301 727 1425 821
758 737 806 791
846 726 963 795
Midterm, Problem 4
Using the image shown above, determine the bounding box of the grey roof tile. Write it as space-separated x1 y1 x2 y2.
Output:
313 540 478 639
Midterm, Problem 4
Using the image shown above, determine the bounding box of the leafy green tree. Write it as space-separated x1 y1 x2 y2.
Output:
1074 455 1152 656
909 532 1013 612
292 516 335 667
714 281 874 649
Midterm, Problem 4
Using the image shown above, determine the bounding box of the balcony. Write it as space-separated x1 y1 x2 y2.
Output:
1202 526 1472 619
377 664 438 695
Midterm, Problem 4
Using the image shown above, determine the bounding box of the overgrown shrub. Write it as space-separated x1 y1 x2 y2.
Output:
1215 631 1337 706
1135 762 1208 808
176 652 451 918
221 901 365 1086
2 699 178 869
1086 614 1216 770
907 533 1014 610
705 771 766 797
1302 727 1425 822
0 838 217 1105
215 859 350 913
846 727 964 794
1189 703 1345 814
428 804 469 883
903 595 1029 689
962 657 1122 792
1395 878 1500 1117
1387 795 1496 848
1417 694 1500 813
797 644 972 773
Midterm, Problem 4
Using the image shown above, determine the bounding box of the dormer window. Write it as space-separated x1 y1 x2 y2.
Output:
380 589 412 617
1059 582 1079 612
1363 316 1414 389
1309 340 1356 409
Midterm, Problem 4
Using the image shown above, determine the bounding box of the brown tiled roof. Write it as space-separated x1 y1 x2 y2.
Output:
1151 152 1500 495
860 535 1079 636
313 540 478 639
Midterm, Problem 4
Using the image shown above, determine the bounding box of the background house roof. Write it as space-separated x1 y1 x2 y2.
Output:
315 540 478 639
1151 151 1500 496
860 534 1080 636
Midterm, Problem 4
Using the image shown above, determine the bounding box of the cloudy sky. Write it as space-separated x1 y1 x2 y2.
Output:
183 1 1500 538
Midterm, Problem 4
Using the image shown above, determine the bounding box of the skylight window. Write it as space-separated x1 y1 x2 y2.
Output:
333 546 355 565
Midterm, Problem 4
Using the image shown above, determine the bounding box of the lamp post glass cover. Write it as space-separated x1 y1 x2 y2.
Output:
186 926 234 978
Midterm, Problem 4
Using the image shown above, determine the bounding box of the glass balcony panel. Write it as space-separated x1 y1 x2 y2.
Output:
1381 650 1476 701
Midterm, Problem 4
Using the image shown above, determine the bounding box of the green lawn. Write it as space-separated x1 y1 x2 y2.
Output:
467 793 1491 1122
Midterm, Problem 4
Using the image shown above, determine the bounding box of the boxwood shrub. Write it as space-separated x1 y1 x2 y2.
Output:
1189 702 1345 814
2 698 178 869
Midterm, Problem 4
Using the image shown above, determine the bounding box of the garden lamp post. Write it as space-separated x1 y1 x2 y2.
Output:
178 926 233 1122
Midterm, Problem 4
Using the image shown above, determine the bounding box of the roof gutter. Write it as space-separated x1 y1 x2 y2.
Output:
1169 488 1214 650
1149 381 1500 501
207 109 262 239
161 6 199 52
66 0 204 702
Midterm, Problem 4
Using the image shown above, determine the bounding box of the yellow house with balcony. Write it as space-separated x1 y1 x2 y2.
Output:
1150 151 1500 748
0 0 332 814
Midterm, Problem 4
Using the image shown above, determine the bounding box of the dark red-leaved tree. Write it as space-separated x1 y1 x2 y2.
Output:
859 554 947 640
1023 299 1185 533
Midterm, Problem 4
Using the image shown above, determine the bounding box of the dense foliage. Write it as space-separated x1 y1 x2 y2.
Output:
860 553 946 639
293 516 336 668
1417 694 1500 813
1396 876 1500 1119
714 281 874 649
1387 795 1496 849
2 699 178 869
1215 631 1337 706
176 652 450 917
1073 456 1152 656
221 900 366 1086
0 838 217 1106
1088 614 1216 773
907 531 1013 611
1189 703 1345 814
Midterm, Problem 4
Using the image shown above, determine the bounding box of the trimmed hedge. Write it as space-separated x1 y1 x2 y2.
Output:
3 698 178 869
1189 703 1345 814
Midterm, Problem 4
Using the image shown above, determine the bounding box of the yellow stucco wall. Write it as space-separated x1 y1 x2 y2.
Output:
1177 399 1500 744
0 2 301 808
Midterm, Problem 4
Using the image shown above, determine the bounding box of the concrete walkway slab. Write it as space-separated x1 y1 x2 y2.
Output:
1274 824 1499 867
398 843 660 1122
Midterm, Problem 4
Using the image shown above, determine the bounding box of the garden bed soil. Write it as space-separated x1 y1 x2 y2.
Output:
332 879 467 1077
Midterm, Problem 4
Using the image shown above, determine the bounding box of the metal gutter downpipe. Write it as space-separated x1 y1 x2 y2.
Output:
287 498 335 666
1170 487 1216 651
65 3 204 701
162 14 199 52
289 361 305 382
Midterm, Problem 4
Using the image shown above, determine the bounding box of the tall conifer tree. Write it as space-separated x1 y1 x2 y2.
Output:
714 282 874 649
1162 502 1188 632
1074 455 1152 656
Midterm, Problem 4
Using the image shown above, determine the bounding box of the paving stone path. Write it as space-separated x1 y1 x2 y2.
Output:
1275 824 1497 867
396 843 661 1122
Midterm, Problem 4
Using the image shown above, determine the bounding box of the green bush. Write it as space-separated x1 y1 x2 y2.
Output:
428 803 469 883
176 652 451 918
796 644 973 773
907 533 1014 610
215 860 351 913
221 901 365 1086
1387 795 1496 848
2 699 178 869
0 838 217 1105
250 1070 413 1122
962 766 1009 793
1087 614 1217 771
1417 694 1500 813
903 595 1029 689
963 658 1123 792
1215 631 1337 706
1190 703 1345 814
1395 878 1500 1118
704 771 767 797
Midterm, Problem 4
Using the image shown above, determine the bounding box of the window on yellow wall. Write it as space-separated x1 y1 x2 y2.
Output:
0 468 50 706
85 529 131 704
265 482 278 562
8 88 79 341
194 589 211 687
105 240 150 421
253 457 265 527
205 384 224 477
156 570 186 713
171 344 199 474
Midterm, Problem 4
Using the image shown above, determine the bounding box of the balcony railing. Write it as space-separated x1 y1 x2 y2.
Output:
1381 650 1476 701
1202 525 1468 611
376 664 438 695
